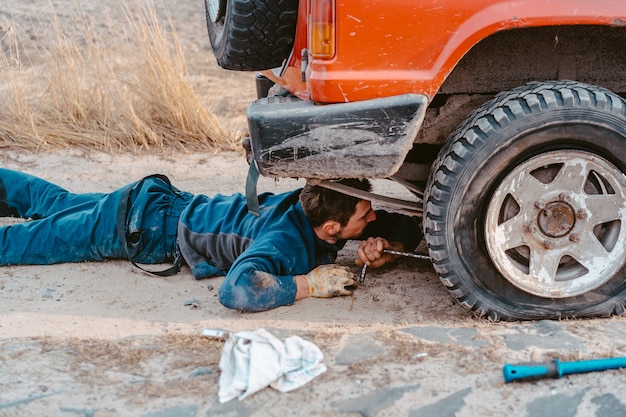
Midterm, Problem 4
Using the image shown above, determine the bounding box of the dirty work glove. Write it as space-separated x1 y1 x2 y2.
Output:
306 265 357 298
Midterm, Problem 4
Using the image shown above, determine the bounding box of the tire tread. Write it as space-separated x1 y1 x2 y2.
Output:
424 80 626 320
207 0 298 71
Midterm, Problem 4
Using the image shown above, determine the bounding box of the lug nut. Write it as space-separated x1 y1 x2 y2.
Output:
535 200 546 209
569 233 580 243
577 209 588 220
544 240 555 249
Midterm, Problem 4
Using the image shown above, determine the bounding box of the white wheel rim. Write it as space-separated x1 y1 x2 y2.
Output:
485 150 626 298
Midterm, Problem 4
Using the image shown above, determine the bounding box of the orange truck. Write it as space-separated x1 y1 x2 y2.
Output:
204 0 626 321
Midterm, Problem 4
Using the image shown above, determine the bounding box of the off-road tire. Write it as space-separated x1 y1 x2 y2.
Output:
424 80 626 321
205 0 298 71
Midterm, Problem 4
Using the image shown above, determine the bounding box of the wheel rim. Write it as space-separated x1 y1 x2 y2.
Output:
207 0 226 23
485 150 626 298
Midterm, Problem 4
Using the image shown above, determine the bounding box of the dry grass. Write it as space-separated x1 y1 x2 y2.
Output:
0 0 241 154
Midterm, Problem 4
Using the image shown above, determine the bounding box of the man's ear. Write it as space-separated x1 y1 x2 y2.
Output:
321 220 341 236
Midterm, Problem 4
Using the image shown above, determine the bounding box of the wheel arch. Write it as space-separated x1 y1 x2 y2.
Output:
417 25 626 147
441 25 626 97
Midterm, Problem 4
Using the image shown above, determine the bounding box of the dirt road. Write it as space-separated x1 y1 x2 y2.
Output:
1 1 625 416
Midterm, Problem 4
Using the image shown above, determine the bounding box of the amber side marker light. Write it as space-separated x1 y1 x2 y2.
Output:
309 0 336 59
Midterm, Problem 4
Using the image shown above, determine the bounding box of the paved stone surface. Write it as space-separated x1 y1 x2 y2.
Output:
209 399 253 416
504 321 585 352
187 367 214 379
58 408 98 417
525 390 587 417
402 326 488 348
334 335 387 365
409 387 472 417
332 384 420 416
142 405 198 417
591 394 626 417
3 320 626 416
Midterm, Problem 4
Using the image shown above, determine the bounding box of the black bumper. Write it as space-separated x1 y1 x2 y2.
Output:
247 93 428 179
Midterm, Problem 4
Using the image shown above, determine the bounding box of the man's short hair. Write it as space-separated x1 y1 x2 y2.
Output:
299 179 372 228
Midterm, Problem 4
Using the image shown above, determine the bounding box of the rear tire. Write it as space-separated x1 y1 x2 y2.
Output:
204 0 298 71
424 80 626 321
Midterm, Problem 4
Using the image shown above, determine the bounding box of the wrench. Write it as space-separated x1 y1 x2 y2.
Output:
359 249 430 284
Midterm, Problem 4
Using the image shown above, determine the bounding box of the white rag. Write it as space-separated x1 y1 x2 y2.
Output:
218 328 327 403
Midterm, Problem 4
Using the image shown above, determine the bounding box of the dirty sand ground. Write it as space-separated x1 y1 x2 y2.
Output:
1 1 626 416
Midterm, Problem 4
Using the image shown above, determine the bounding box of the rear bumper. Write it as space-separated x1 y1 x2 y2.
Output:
247 94 428 179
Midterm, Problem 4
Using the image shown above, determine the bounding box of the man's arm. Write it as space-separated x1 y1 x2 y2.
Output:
218 268 299 312
218 234 356 310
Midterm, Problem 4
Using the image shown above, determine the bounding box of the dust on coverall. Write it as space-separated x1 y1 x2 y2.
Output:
0 168 421 312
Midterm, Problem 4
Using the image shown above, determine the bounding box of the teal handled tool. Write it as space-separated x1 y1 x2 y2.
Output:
503 357 626 383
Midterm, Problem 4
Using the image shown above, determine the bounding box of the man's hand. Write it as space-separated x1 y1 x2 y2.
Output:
356 237 404 268
305 264 357 298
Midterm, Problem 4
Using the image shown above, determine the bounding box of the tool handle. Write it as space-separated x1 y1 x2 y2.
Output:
503 357 626 383
559 357 626 375
503 360 561 383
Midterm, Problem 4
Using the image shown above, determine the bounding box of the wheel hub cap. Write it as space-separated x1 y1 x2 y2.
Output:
537 202 575 238
485 150 626 298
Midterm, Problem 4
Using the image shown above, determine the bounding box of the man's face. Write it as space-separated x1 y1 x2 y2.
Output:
335 200 376 240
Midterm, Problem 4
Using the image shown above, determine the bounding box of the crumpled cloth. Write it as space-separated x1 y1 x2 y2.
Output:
218 328 327 403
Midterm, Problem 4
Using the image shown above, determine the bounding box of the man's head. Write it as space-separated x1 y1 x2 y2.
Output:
299 179 376 243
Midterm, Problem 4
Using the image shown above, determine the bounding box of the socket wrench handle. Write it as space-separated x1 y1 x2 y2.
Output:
359 249 430 283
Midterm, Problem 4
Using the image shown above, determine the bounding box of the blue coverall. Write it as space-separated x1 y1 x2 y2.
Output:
0 169 421 311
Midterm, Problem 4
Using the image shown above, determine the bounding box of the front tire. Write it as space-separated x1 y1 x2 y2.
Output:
424 80 626 321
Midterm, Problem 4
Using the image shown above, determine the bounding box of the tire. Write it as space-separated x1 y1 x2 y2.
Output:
424 80 626 321
204 0 298 71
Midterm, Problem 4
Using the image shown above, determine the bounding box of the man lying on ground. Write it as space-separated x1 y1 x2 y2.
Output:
0 169 421 311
